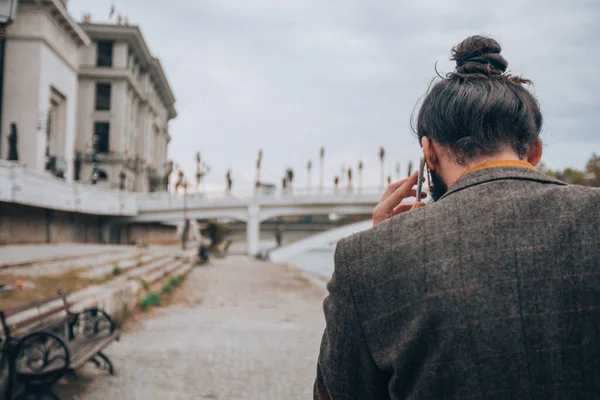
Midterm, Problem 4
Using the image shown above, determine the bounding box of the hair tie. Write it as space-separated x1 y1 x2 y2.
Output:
457 55 504 71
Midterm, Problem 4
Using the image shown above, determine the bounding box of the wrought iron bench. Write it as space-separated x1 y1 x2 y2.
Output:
0 292 120 400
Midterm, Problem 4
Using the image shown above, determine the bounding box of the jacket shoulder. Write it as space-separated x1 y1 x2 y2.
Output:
335 209 430 290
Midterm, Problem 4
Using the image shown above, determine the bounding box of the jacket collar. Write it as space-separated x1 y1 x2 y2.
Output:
438 166 566 201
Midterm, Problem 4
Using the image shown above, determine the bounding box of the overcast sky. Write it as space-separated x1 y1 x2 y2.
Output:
70 0 600 190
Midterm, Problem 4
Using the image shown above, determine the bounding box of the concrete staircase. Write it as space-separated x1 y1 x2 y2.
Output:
1 248 142 276
2 245 194 324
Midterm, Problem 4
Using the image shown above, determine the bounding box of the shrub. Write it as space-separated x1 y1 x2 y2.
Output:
170 276 183 287
112 266 122 276
161 275 184 295
141 292 161 311
203 221 228 248
141 280 149 290
161 282 173 294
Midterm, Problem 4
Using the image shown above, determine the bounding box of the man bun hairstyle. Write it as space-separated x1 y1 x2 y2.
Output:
416 35 542 165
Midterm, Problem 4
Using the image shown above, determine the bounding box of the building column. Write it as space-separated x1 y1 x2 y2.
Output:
246 204 260 256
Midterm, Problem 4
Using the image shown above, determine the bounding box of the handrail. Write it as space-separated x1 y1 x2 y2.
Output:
138 186 384 202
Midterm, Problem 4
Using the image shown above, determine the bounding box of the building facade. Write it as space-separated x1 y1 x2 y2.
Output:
0 1 177 192
1 0 90 182
76 23 177 192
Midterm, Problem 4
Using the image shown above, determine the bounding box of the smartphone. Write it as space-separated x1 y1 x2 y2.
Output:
416 156 425 200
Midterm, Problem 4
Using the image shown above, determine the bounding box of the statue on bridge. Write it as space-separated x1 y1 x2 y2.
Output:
7 123 18 161
226 169 233 192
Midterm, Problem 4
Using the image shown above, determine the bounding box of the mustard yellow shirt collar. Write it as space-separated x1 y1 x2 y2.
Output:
459 159 535 179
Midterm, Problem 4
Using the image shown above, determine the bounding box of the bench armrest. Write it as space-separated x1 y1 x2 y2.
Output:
68 308 115 340
13 331 70 375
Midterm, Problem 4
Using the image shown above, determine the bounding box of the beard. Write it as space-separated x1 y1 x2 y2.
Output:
429 169 448 202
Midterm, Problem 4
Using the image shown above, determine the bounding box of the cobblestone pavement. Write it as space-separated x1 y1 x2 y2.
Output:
57 256 327 400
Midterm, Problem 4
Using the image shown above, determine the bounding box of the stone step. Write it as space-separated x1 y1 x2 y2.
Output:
171 263 193 278
124 256 176 281
0 245 136 270
142 260 184 285
2 249 141 277
82 253 169 279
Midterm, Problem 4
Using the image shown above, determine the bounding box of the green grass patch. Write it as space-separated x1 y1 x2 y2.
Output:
141 279 149 291
141 275 186 310
160 275 184 295
161 282 173 294
141 292 161 311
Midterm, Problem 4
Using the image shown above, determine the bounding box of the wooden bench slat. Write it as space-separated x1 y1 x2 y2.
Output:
10 305 70 332
69 332 120 369
2 294 66 317
15 332 120 376
9 315 71 338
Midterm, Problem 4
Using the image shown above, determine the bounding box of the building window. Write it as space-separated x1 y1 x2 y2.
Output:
93 122 110 154
96 40 113 67
95 83 111 111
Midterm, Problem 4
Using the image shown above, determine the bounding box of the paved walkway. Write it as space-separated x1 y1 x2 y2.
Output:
58 256 327 400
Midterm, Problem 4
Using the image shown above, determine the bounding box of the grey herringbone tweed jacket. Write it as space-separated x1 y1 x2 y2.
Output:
315 167 600 400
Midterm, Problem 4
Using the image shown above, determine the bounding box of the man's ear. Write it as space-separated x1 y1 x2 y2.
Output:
528 137 543 167
421 136 438 171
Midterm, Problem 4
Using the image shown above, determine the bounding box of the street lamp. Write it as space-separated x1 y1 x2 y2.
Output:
0 0 18 159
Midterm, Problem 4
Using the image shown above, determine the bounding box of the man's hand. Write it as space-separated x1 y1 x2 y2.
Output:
372 171 426 226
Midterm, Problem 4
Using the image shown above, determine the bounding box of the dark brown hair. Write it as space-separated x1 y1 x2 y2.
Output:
415 35 543 165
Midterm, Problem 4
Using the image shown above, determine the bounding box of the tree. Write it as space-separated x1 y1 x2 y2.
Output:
334 176 339 192
379 147 385 188
407 160 413 177
396 162 401 179
203 221 228 249
319 146 325 192
559 168 587 186
286 168 294 187
585 153 600 187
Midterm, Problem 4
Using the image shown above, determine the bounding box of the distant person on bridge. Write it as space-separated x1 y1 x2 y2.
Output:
315 35 600 399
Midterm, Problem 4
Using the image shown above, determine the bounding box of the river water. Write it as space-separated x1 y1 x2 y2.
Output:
230 239 335 278
288 248 335 278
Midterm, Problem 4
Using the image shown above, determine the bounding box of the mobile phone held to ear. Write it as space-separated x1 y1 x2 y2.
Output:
416 156 425 201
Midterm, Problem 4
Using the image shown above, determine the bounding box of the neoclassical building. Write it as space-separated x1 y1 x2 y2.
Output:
1 0 89 182
76 22 177 192
0 0 177 192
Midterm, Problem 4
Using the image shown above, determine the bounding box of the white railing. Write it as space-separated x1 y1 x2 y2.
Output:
139 185 384 203
0 161 384 216
0 161 137 216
